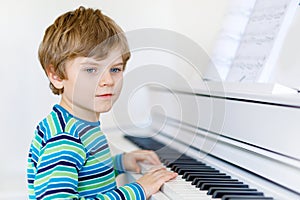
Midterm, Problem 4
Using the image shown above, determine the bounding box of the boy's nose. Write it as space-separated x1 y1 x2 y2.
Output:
99 70 114 87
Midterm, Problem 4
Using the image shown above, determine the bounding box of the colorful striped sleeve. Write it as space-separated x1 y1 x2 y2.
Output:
96 183 146 200
112 153 126 176
34 133 146 200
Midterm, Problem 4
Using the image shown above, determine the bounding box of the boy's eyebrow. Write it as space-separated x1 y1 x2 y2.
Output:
80 61 124 67
112 62 124 67
80 61 99 66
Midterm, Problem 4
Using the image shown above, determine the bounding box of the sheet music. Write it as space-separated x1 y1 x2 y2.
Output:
226 0 294 82
205 0 255 81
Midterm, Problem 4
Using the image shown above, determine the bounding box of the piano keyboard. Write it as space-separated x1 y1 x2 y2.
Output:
124 135 274 200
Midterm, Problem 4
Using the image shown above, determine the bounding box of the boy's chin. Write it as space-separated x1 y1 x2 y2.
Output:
95 106 113 114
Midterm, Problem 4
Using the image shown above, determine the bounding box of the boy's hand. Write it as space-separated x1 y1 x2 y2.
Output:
136 167 177 199
123 150 161 173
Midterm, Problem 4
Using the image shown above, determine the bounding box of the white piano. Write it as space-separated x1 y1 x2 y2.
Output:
105 83 300 200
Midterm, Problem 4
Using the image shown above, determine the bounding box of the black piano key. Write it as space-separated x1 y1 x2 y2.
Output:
173 165 219 171
177 168 219 175
171 163 207 168
172 165 211 171
155 149 175 154
177 166 217 172
166 161 204 167
200 182 245 190
129 137 165 150
163 158 196 162
161 152 193 157
208 186 250 195
173 164 211 170
125 136 160 149
162 157 196 163
157 146 175 150
202 182 248 189
172 163 209 167
222 196 273 200
212 191 264 198
183 171 226 179
161 157 191 161
196 179 244 190
163 156 195 160
192 178 239 185
159 152 187 156
185 173 230 181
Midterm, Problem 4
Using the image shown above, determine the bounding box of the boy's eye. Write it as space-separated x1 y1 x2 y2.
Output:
110 67 122 73
85 68 97 73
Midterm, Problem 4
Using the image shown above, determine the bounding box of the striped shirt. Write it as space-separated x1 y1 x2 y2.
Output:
27 104 146 200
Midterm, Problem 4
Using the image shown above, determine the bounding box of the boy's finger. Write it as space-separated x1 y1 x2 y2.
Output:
148 165 165 172
141 151 161 165
160 170 178 181
151 169 177 182
148 151 161 164
140 163 165 174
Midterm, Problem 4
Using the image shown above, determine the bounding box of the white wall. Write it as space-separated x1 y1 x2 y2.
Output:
0 0 230 198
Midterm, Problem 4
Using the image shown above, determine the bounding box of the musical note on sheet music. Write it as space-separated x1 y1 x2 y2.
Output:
226 0 293 82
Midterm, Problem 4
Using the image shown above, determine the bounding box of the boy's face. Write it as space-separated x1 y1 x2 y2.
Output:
59 49 124 121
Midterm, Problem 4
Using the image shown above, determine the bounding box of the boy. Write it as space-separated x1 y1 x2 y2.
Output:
27 6 177 200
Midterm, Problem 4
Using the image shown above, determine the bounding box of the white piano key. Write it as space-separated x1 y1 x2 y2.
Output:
161 184 209 196
150 192 171 200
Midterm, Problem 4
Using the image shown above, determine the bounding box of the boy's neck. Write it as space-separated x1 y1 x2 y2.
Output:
59 98 100 123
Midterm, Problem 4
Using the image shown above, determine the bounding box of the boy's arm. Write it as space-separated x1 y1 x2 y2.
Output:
33 134 145 200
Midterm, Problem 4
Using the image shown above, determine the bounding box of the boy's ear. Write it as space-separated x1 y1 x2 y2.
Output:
46 65 64 89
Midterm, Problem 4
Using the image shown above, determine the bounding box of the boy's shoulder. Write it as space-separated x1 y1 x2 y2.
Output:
36 105 79 143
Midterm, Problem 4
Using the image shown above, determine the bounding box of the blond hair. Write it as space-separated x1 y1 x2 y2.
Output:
38 6 130 95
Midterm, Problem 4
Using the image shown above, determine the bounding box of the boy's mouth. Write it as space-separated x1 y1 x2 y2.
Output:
96 93 113 98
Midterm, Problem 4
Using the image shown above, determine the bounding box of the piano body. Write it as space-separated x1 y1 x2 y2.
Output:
103 1 300 198
105 82 300 200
